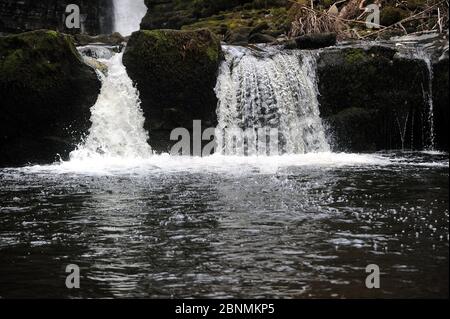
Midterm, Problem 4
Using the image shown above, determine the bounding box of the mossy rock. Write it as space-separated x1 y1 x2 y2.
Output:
0 30 100 166
142 0 290 43
317 46 432 151
123 29 222 153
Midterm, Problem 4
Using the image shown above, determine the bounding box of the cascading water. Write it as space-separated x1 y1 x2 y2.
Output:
215 46 330 155
70 48 152 161
415 48 436 150
113 0 147 36
393 33 439 150
69 1 152 162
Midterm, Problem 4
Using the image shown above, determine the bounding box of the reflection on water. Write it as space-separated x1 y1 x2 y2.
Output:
0 152 448 298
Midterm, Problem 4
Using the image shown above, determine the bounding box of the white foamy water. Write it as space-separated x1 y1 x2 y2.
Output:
113 0 147 36
27 153 393 175
70 51 152 160
215 46 330 155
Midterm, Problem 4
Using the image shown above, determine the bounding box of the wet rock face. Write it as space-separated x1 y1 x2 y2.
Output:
123 29 222 153
317 46 447 152
0 0 114 35
0 30 101 166
433 57 449 151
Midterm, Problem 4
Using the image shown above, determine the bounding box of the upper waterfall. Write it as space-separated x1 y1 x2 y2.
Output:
215 46 330 155
113 0 147 36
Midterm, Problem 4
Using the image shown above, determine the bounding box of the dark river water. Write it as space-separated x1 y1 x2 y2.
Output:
0 152 448 298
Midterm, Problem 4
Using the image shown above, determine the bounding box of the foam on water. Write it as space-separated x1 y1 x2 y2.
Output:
22 153 392 175
70 52 153 160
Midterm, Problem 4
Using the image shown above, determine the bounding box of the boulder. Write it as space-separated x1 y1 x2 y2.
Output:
123 29 222 153
317 46 434 152
224 27 253 45
0 30 100 166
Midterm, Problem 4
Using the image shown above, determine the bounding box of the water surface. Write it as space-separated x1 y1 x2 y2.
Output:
0 152 448 298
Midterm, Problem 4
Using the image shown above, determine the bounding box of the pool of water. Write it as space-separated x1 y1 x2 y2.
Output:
0 152 448 298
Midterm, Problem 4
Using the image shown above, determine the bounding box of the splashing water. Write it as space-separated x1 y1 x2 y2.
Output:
113 0 147 36
70 51 152 161
215 46 330 155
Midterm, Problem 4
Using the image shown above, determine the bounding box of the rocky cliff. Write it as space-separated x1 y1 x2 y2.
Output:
0 0 114 35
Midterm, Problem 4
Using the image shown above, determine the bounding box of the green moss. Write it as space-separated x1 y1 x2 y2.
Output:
183 7 288 33
133 29 221 64
46 30 59 38
206 45 219 61
0 30 101 165
0 30 87 94
143 0 289 38
344 48 366 64
123 28 222 134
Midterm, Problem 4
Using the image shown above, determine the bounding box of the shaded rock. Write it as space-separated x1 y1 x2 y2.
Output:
317 46 433 152
250 22 270 35
225 27 253 45
123 29 222 153
0 30 100 166
249 32 276 44
284 33 337 49
433 57 449 150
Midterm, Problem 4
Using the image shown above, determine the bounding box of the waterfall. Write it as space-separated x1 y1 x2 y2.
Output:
70 48 152 160
113 0 147 36
415 49 436 150
215 46 330 155
395 37 437 150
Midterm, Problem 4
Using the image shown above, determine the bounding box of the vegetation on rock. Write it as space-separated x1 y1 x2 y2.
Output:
0 30 100 166
142 0 291 43
123 29 222 153
317 45 448 151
